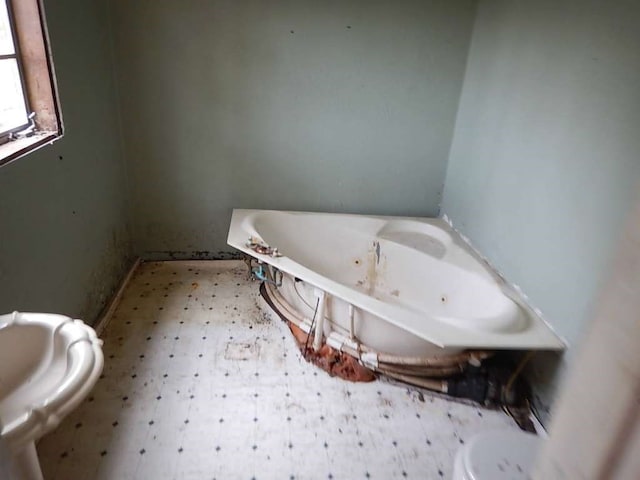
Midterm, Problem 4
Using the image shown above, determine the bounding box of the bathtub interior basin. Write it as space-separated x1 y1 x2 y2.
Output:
228 209 566 354
0 311 103 478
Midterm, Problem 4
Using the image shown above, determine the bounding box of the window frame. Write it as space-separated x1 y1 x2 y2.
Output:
0 0 62 167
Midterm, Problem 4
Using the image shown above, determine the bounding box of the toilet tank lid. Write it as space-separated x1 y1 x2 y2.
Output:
463 430 541 480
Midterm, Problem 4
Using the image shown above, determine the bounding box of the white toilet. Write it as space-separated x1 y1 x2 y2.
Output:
452 429 541 480
0 312 104 480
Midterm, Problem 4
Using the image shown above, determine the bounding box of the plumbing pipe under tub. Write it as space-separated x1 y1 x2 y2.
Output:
262 282 477 381
381 371 448 393
312 289 326 352
265 274 492 368
348 304 355 341
261 282 533 406
372 350 493 368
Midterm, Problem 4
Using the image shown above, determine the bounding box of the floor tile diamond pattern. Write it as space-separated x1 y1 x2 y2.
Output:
38 260 518 479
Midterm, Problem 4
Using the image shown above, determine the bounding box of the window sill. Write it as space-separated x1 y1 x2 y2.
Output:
0 132 60 168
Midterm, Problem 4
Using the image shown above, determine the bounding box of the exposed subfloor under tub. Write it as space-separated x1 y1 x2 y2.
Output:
38 260 520 479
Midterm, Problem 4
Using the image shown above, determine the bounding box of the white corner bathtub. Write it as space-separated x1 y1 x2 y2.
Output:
227 210 565 358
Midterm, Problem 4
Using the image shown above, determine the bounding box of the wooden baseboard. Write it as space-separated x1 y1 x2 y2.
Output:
94 257 141 336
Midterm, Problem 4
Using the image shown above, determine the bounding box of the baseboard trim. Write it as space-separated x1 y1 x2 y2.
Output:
94 257 141 337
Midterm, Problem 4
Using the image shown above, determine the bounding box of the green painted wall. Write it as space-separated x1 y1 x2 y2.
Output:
0 0 132 325
441 0 640 423
5 0 632 427
110 0 476 259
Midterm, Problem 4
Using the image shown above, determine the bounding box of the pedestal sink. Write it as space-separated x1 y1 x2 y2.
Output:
0 312 104 480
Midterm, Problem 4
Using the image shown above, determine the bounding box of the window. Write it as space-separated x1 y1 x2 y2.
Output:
0 0 61 167
0 1 29 137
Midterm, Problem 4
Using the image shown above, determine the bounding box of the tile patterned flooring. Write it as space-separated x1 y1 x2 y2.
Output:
38 261 519 479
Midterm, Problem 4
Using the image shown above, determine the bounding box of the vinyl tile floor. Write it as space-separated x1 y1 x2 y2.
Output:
38 260 520 480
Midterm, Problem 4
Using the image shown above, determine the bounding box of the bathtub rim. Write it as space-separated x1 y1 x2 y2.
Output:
228 209 566 351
